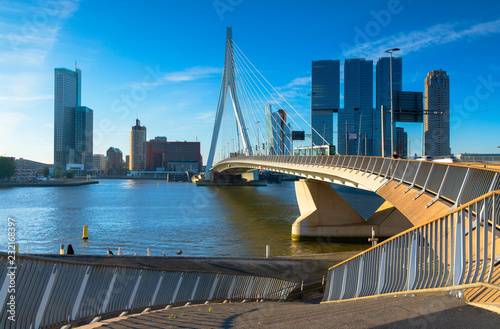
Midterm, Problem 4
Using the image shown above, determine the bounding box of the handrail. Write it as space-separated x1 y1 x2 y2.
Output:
0 254 297 328
212 155 500 207
322 190 500 302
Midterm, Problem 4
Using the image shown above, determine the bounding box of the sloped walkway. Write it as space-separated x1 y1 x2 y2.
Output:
79 293 499 329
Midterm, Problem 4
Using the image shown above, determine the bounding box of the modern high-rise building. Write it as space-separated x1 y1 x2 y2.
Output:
265 104 292 155
54 67 80 171
311 60 340 146
375 57 402 157
395 127 408 157
425 70 450 156
339 59 373 155
130 119 147 171
74 106 93 170
54 67 93 171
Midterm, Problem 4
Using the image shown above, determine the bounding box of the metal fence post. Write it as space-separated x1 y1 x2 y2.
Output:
376 246 387 295
34 264 59 329
407 232 418 291
150 273 164 306
101 268 118 314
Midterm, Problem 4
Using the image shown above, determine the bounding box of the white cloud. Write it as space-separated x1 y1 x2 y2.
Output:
284 77 311 88
342 19 500 59
194 111 215 121
162 66 221 82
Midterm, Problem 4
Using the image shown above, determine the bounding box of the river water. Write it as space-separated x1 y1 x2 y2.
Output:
0 180 384 257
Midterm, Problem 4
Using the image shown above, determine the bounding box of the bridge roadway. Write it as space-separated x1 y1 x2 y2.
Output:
211 155 500 240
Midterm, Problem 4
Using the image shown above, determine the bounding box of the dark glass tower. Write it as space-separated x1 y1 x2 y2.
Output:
311 60 340 146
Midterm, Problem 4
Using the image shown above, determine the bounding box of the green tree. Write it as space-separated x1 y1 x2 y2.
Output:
42 166 50 178
65 169 74 179
54 170 61 179
0 156 16 181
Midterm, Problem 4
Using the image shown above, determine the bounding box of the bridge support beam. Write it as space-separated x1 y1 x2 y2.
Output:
292 179 367 241
292 179 413 241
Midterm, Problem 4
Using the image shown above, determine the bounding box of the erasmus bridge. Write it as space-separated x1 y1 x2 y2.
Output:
204 27 500 306
0 28 498 328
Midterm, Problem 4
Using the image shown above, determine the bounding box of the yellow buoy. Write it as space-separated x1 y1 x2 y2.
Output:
82 225 88 239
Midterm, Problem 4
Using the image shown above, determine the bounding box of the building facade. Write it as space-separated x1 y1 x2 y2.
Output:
74 106 93 170
311 60 340 146
145 137 202 172
339 59 373 155
265 104 292 155
54 67 81 171
130 119 147 171
93 154 107 174
375 57 402 157
425 70 450 156
106 147 123 171
395 127 408 157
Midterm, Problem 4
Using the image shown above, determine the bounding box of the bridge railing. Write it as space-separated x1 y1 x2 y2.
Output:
0 254 297 329
322 190 500 302
216 155 500 207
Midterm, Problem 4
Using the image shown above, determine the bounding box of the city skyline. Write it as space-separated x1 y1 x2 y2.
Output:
2 0 500 164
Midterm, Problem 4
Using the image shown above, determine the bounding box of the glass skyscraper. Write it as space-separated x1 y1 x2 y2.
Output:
311 60 339 146
339 59 373 155
425 70 450 156
375 57 402 157
265 104 292 155
54 67 93 171
74 106 93 170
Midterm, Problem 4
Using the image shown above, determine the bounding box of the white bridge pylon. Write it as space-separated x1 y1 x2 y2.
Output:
205 27 252 179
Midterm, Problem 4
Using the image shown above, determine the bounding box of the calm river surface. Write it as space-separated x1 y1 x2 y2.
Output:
0 180 384 257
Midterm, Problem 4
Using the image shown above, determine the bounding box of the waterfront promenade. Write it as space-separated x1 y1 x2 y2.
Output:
79 291 499 329
39 253 499 328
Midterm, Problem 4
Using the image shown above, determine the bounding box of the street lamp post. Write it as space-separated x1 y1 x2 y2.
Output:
308 92 316 155
385 48 400 156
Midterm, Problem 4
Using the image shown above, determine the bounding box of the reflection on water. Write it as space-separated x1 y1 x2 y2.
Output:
0 180 383 257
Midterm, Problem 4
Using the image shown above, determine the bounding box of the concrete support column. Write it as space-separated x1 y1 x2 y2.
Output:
292 179 413 241
292 179 367 241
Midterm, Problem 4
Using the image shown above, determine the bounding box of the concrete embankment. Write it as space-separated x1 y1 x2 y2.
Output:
0 180 98 188
36 252 359 282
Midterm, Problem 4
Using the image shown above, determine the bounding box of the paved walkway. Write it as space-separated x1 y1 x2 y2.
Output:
79 293 499 329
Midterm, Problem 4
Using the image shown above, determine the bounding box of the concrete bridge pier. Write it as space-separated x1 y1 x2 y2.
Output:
292 179 412 241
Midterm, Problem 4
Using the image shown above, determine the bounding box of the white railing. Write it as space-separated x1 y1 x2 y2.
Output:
214 155 500 207
322 191 500 302
0 255 297 328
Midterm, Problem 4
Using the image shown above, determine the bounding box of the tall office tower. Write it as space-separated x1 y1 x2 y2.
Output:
130 119 147 171
74 106 93 170
54 67 81 171
265 104 292 155
339 59 373 155
375 57 402 157
311 60 340 146
395 127 408 157
425 70 450 156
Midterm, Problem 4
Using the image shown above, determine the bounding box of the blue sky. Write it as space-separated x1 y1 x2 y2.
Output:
1 0 500 164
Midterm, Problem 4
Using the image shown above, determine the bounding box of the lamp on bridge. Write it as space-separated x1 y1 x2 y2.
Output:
385 47 400 157
308 92 316 154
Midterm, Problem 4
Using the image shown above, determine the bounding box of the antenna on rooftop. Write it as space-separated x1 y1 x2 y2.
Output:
75 60 77 70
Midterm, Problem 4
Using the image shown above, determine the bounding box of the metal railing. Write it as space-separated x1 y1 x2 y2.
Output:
214 155 500 206
0 254 297 329
322 190 500 302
